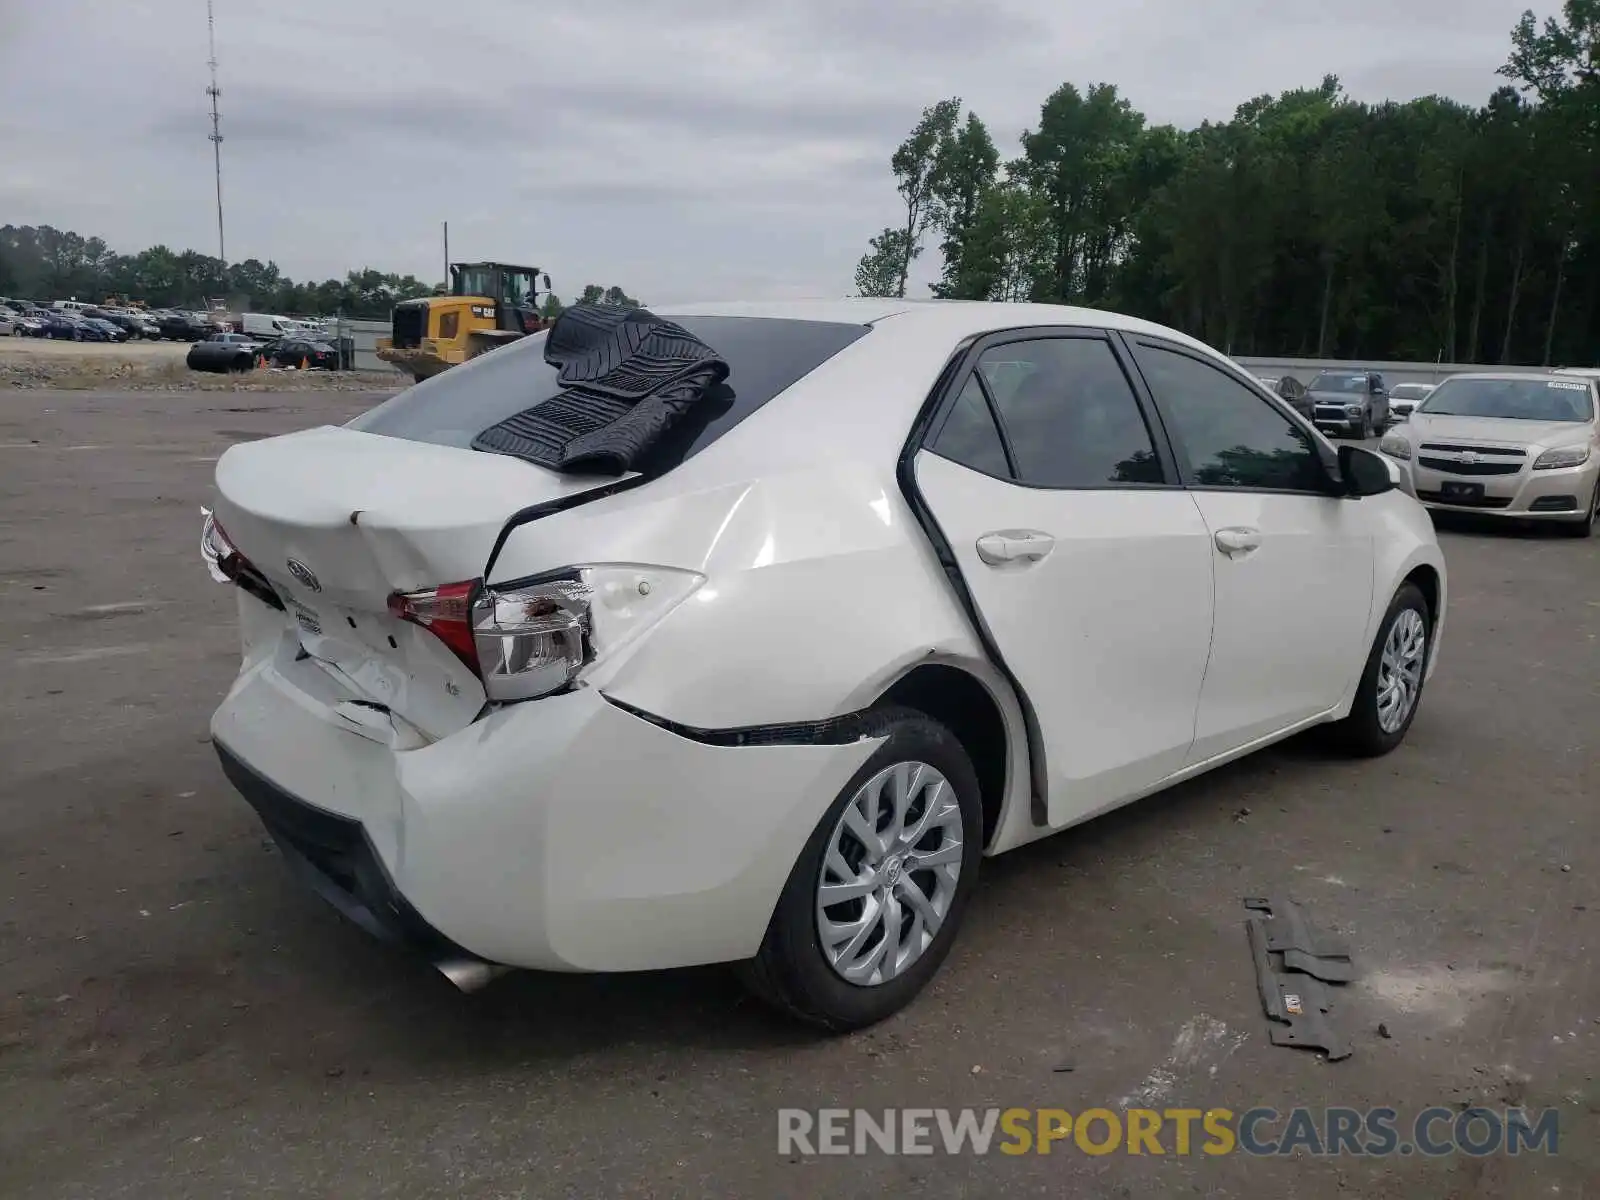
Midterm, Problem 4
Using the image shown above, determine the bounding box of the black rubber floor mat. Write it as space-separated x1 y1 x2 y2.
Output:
474 303 728 475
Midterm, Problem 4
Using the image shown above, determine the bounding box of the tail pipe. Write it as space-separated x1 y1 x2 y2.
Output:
434 956 513 993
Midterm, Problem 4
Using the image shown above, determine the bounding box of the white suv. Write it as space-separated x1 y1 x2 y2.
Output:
203 300 1446 1029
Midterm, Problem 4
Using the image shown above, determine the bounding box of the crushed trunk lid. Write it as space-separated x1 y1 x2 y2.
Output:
211 424 617 739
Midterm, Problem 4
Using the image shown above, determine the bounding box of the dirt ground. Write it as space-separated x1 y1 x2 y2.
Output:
1 336 189 360
0 337 402 392
0 388 1596 1198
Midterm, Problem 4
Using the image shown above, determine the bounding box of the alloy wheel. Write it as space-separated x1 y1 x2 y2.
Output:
815 761 965 987
1376 608 1426 734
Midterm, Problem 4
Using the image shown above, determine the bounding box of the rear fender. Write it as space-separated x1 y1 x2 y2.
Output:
491 464 992 732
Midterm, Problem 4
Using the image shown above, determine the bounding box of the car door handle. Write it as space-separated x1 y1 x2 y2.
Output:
1213 526 1262 558
976 530 1056 565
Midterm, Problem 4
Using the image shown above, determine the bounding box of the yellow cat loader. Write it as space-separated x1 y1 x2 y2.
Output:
376 262 553 383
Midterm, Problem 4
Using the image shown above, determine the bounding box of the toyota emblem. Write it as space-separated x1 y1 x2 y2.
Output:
286 558 322 593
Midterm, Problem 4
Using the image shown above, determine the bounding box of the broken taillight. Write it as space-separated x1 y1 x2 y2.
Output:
388 580 480 670
200 507 283 611
391 566 703 704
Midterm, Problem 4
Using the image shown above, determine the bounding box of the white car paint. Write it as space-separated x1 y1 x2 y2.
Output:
205 298 1447 996
914 452 1215 828
1183 489 1373 755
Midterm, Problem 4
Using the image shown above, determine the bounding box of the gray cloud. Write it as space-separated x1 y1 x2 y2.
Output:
1 0 1534 302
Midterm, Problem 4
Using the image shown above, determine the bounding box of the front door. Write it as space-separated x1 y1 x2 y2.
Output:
913 332 1215 828
1126 338 1376 761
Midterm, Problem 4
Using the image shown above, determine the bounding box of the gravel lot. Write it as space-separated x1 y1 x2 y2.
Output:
1 388 1596 1198
0 338 403 392
1 336 191 361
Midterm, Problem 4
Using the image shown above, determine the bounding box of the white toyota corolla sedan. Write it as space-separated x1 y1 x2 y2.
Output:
203 299 1446 1030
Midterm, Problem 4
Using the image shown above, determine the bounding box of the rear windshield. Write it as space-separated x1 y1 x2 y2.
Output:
348 315 871 472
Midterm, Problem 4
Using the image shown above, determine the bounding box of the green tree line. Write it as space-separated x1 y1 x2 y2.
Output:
0 225 644 322
854 2 1600 367
0 226 440 320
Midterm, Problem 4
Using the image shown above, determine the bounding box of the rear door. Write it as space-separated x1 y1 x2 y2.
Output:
913 330 1215 828
1125 337 1375 761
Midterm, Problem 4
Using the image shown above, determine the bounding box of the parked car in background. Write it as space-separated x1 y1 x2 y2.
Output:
158 312 213 341
1308 370 1389 438
267 337 339 370
15 306 51 335
203 298 1446 1028
82 317 130 343
241 313 300 341
1553 367 1600 385
1258 373 1311 418
39 312 87 340
1386 382 1435 422
208 331 263 352
72 316 115 342
1379 372 1598 537
85 308 150 339
188 337 262 374
0 310 18 336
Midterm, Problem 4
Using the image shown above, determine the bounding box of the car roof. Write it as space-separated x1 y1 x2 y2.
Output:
650 297 1227 357
631 298 1247 490
1441 371 1592 384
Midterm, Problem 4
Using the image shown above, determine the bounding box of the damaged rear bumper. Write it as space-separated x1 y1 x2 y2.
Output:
209 648 878 975
215 742 504 990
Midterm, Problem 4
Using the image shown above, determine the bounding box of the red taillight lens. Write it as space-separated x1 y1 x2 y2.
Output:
388 580 480 670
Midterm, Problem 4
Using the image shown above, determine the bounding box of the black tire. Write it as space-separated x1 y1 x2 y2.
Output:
738 708 984 1032
1559 482 1597 539
1326 582 1430 757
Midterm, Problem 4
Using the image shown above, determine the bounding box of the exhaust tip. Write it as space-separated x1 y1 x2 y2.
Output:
434 957 512 993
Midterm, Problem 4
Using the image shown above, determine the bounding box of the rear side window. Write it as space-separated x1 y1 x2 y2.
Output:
979 337 1164 487
349 315 871 473
931 375 1011 477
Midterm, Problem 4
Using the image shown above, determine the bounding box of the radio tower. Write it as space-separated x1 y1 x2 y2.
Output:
206 0 226 278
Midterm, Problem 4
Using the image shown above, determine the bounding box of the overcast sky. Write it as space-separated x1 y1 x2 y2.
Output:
0 0 1535 303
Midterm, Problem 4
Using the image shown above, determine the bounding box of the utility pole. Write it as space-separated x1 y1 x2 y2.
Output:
443 221 450 286
206 0 226 283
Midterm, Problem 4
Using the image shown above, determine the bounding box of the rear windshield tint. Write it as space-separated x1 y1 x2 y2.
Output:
348 315 871 472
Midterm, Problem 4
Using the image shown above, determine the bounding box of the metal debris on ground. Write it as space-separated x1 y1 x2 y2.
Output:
1245 896 1357 1061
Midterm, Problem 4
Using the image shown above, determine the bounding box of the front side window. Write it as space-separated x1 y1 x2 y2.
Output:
975 337 1163 487
503 270 536 308
1134 342 1326 492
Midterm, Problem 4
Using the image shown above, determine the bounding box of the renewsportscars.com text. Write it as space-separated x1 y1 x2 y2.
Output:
777 1106 1560 1157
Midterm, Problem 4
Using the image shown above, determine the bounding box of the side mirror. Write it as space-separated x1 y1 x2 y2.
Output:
1339 445 1396 497
542 273 552 291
